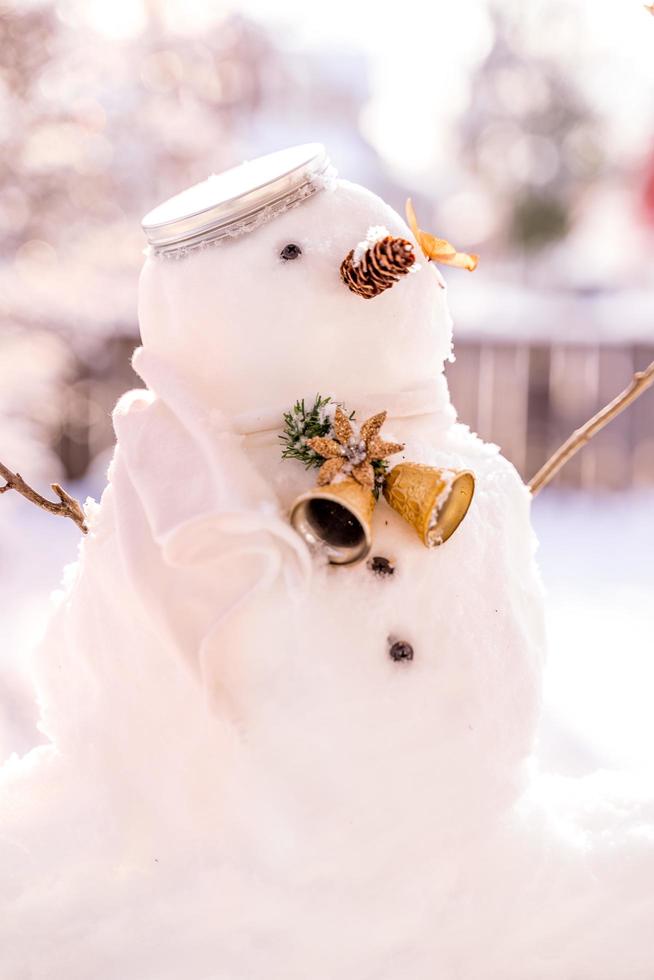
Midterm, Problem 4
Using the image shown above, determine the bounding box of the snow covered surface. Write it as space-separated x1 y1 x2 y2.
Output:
533 490 654 775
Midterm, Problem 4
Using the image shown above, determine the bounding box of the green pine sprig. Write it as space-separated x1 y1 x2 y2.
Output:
279 395 335 470
371 459 389 497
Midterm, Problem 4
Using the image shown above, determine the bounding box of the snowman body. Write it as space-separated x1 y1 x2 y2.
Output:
1 159 652 979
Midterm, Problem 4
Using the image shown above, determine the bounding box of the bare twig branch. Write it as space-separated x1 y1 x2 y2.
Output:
529 359 654 496
0 461 88 533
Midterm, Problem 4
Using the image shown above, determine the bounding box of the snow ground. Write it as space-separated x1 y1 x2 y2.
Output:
0 478 652 775
532 490 654 776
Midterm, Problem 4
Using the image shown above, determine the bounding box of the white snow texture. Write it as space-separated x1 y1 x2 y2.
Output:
1 173 653 979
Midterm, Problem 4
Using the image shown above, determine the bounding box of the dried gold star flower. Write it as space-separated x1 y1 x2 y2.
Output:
405 198 478 271
307 406 404 489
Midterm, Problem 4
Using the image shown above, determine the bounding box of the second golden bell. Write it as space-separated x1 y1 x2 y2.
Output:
383 463 475 547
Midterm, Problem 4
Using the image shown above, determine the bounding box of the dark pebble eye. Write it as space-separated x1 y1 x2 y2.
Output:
280 243 302 261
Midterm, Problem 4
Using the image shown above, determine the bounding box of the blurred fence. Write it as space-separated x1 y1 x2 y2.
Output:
448 341 654 488
55 334 137 479
44 334 654 492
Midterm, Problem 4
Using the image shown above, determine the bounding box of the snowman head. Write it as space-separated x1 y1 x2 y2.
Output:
138 146 453 418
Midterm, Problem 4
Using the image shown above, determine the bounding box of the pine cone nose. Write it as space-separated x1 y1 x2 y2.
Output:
340 235 415 299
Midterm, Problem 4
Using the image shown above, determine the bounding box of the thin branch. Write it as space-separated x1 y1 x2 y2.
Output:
0 461 88 533
529 359 654 496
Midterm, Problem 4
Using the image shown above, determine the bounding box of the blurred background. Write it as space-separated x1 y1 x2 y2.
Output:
1 0 653 769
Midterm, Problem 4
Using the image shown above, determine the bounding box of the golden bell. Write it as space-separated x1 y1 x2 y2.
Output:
383 463 475 548
289 478 375 565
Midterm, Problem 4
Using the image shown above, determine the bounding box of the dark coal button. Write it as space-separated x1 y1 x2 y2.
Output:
368 555 395 577
388 639 414 662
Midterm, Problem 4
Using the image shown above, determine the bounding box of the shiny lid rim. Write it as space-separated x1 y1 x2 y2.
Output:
141 143 331 254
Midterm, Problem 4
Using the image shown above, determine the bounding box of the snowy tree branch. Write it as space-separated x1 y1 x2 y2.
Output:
0 462 88 533
529 359 654 496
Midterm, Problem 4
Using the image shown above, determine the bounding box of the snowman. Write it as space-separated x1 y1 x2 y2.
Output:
1 144 652 979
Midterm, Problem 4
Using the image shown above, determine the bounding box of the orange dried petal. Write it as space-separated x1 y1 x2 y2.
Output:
438 250 479 272
405 197 421 240
405 197 478 271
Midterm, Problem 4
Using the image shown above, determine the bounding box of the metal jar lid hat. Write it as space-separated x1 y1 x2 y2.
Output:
141 143 332 255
